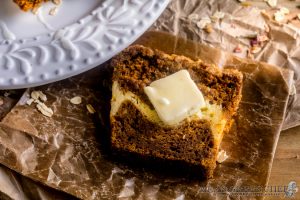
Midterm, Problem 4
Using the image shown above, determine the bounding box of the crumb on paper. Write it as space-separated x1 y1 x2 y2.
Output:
240 33 257 39
233 44 242 53
217 150 229 163
204 24 213 33
188 13 200 21
86 104 96 114
196 17 211 29
52 0 61 5
264 24 270 32
290 84 297 95
26 98 34 106
211 11 225 21
31 90 47 102
247 50 255 59
28 90 53 117
266 0 277 8
257 34 269 43
250 46 262 54
175 194 185 200
70 96 82 105
49 7 58 16
240 1 252 7
118 178 135 198
274 11 285 22
4 92 10 97
31 7 39 15
36 102 54 117
279 7 290 15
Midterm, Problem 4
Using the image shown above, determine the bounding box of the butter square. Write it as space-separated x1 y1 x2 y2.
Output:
144 70 206 125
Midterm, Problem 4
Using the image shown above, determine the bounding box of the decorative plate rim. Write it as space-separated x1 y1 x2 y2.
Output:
0 0 170 89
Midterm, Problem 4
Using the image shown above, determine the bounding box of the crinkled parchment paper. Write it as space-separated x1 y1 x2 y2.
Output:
0 30 293 199
150 0 299 130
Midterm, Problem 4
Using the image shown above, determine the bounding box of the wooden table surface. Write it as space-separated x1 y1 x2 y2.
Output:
250 1 300 199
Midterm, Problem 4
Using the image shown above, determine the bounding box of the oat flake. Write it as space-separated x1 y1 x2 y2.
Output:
70 96 82 105
36 102 54 117
86 104 96 114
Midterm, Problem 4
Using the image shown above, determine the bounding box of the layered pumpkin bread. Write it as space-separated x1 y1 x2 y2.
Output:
110 45 243 178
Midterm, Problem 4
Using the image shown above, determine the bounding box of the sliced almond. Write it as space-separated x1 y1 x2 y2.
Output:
70 96 82 105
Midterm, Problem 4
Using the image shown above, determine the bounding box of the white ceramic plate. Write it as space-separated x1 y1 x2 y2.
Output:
0 0 169 89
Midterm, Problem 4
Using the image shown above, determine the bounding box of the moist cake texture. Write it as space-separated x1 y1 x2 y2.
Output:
110 45 243 178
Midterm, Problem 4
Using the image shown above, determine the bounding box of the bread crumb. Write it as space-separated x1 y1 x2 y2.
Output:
211 11 225 21
86 104 96 114
233 44 242 53
250 46 262 54
49 7 58 16
70 96 82 105
188 13 199 21
204 24 213 33
196 17 211 29
279 7 290 15
274 11 285 22
52 0 61 5
217 150 229 163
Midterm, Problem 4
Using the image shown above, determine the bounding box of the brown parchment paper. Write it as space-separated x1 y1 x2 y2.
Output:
0 31 293 200
0 91 75 200
150 0 300 130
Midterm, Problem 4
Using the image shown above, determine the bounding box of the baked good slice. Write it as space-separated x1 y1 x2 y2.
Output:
110 45 243 178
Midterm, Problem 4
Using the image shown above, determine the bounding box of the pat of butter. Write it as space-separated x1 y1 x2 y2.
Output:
144 70 206 125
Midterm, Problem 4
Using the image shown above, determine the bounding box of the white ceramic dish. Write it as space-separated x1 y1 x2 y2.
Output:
0 0 169 89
